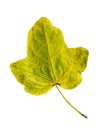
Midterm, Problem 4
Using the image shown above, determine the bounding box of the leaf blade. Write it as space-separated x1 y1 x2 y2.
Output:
10 17 89 94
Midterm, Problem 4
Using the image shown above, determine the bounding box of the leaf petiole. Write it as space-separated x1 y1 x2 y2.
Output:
55 85 87 119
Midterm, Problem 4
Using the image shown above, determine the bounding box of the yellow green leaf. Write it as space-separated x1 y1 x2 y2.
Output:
10 17 89 118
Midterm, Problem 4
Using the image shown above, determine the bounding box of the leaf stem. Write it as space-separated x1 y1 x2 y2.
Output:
55 85 87 119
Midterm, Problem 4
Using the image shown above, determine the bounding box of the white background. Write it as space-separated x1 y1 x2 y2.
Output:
0 0 102 129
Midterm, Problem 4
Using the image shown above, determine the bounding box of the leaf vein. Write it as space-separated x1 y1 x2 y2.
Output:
14 66 52 83
43 21 56 82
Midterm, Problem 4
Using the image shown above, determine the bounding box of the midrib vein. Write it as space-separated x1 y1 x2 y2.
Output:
43 21 56 82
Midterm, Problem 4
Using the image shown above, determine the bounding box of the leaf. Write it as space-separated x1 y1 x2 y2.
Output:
10 17 89 118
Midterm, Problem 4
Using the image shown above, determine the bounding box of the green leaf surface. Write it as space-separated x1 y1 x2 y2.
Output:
10 17 89 96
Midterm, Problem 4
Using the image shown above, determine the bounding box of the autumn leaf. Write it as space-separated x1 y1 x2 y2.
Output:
10 17 89 118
